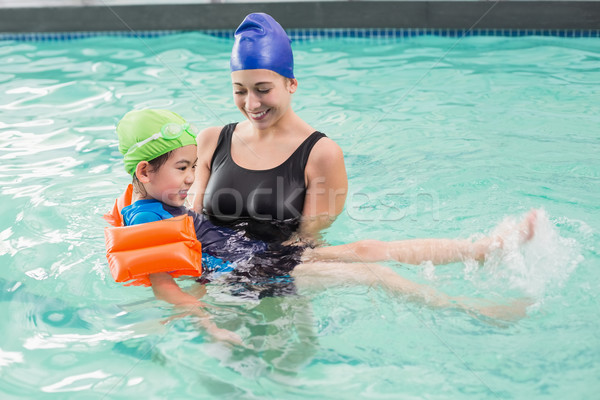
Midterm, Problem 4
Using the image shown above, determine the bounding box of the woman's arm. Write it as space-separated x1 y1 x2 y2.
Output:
190 126 222 213
292 262 531 321
300 138 348 239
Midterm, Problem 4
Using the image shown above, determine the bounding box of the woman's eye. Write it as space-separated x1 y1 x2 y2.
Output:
257 89 271 94
234 90 246 95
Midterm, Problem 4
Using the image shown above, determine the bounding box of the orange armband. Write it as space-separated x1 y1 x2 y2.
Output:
103 185 203 286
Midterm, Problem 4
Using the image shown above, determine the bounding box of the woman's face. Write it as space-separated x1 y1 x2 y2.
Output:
231 69 297 129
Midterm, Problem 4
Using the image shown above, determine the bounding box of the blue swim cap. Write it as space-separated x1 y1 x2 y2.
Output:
230 13 294 79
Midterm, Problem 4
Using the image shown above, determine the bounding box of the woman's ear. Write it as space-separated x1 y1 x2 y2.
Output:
287 78 298 94
135 161 152 183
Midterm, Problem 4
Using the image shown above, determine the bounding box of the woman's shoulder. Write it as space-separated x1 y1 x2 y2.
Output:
196 125 223 145
196 125 228 159
307 135 344 165
196 123 243 147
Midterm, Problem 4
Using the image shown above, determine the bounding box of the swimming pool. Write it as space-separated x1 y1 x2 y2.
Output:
0 31 598 399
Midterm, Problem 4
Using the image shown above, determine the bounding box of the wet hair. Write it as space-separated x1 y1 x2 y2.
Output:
132 151 172 198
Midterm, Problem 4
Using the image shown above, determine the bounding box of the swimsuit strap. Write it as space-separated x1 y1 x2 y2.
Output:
296 131 327 171
212 123 326 172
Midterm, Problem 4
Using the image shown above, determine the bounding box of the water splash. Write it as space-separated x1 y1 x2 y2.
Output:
472 209 583 301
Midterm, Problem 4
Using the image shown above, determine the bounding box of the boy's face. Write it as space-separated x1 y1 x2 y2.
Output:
146 145 197 207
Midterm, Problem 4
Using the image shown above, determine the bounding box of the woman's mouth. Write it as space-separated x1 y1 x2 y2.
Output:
248 109 270 121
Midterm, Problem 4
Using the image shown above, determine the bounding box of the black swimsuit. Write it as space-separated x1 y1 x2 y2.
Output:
203 123 326 242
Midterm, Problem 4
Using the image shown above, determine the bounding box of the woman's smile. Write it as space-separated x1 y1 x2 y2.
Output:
247 109 270 120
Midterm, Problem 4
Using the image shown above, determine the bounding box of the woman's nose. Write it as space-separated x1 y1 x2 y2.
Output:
245 91 260 110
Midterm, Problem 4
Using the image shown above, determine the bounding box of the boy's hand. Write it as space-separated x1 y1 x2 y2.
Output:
167 305 246 347
204 322 244 346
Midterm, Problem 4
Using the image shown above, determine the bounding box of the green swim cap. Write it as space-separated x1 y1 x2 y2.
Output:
116 109 197 175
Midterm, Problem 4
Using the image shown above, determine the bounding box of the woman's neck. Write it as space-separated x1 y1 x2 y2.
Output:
252 109 313 139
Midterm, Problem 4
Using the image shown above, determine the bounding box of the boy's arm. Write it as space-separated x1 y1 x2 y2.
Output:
149 272 201 306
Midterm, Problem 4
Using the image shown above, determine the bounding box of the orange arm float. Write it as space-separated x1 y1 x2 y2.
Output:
103 185 203 287
103 183 132 227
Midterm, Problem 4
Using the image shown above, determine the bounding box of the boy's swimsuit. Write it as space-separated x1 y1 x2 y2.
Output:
202 123 326 242
121 199 305 298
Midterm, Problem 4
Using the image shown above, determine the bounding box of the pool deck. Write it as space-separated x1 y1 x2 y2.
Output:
0 1 599 32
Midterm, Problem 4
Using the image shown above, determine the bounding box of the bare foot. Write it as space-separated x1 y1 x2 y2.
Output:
519 209 537 243
486 209 538 252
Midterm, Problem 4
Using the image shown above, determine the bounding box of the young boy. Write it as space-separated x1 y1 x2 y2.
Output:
108 109 536 343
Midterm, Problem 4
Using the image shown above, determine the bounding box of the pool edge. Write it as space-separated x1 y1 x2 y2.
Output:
0 1 599 34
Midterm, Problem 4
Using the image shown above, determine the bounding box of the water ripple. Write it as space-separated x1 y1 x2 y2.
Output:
0 33 598 399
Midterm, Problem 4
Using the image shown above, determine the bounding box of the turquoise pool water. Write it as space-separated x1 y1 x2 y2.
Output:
0 32 598 399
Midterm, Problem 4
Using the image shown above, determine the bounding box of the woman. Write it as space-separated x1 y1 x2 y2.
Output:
107 109 537 345
192 13 347 243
